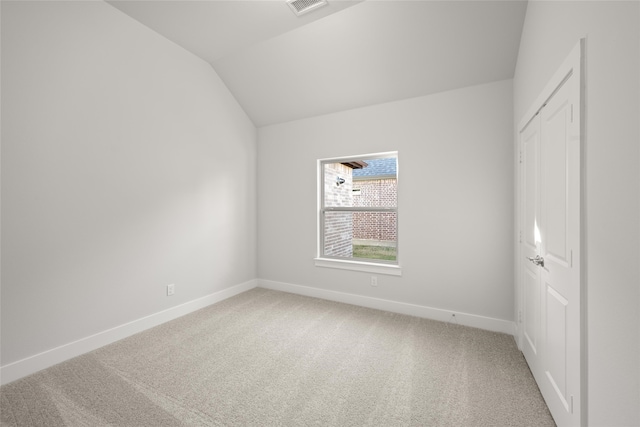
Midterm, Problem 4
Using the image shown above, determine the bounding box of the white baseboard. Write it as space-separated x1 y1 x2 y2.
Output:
259 279 516 335
1 278 516 385
0 279 258 385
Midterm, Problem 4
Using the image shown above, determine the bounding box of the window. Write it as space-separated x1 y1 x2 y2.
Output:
315 152 400 276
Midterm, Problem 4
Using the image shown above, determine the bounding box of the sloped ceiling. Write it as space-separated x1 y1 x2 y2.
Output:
107 0 527 127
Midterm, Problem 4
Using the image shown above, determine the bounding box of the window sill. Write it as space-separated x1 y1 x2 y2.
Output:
314 258 402 276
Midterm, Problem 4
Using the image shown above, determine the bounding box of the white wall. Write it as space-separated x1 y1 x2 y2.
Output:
513 1 640 425
258 80 514 323
1 1 257 366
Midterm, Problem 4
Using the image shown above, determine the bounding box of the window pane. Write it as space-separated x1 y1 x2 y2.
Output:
323 211 354 257
353 157 397 208
353 211 397 243
324 163 354 207
324 211 397 262
325 157 397 208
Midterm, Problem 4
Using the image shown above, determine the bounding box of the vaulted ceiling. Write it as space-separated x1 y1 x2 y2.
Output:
107 0 528 127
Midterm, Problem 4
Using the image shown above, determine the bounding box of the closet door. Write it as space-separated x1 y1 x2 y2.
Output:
537 73 581 427
520 114 542 380
518 42 582 426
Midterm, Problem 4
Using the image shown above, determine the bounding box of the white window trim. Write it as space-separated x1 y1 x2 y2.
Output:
316 151 401 275
314 257 402 276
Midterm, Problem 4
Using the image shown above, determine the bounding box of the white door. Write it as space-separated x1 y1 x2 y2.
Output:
520 114 541 378
538 74 581 426
519 52 582 426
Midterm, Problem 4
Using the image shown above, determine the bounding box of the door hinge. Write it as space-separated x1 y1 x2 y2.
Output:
570 395 574 414
519 151 523 164
519 230 522 243
518 310 522 323
571 104 574 123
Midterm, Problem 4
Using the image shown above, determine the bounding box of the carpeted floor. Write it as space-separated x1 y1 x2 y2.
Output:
0 288 555 426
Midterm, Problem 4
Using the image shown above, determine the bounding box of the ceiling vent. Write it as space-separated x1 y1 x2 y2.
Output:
286 0 328 16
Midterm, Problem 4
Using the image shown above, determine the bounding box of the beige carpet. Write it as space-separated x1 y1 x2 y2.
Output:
1 288 555 426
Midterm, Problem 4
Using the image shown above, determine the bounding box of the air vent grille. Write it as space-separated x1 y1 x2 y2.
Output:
287 0 328 16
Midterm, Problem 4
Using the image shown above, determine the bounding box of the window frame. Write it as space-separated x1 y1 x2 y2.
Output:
315 151 401 276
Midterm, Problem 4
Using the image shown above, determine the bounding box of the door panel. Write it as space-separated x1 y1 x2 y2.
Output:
545 283 569 410
520 115 541 375
524 130 539 249
524 267 539 354
542 92 570 267
538 74 580 426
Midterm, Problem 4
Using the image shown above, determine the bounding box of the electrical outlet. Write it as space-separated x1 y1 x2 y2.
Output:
371 276 378 287
167 284 175 296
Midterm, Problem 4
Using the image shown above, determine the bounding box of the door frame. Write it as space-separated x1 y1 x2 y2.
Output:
515 39 586 424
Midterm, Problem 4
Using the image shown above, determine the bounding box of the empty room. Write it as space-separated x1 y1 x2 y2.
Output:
1 0 638 426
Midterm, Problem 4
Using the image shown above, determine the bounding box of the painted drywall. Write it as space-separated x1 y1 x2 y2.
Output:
514 1 640 425
258 80 514 323
1 1 257 366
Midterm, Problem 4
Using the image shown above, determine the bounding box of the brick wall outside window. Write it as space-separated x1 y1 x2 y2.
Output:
323 162 397 258
323 163 353 257
353 179 397 242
